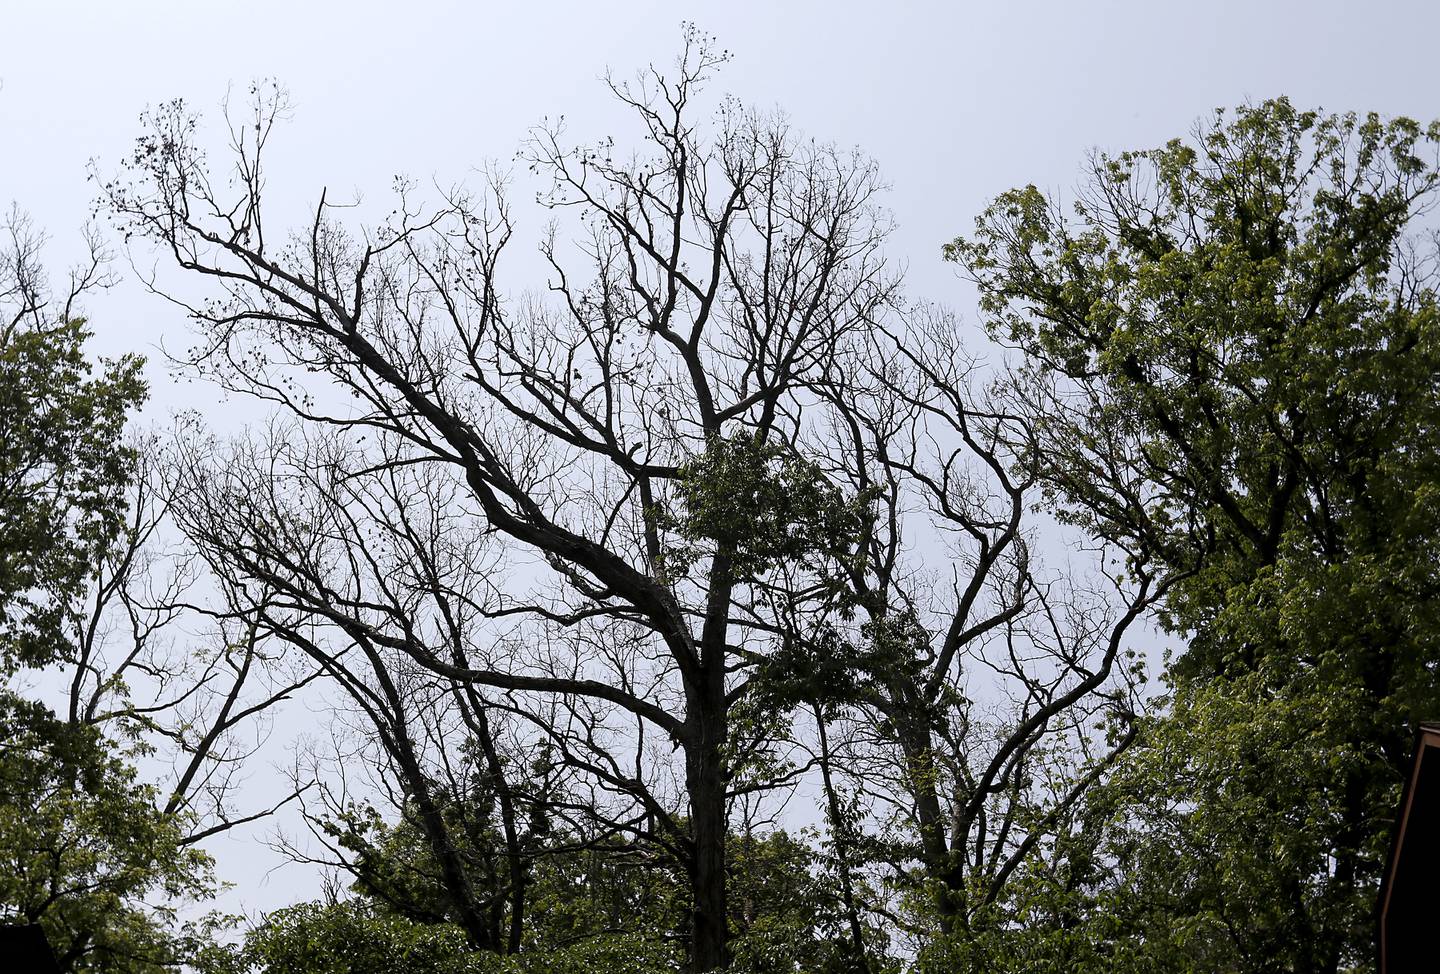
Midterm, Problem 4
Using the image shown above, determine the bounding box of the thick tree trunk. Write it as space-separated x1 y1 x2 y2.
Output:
688 723 730 972
688 552 734 972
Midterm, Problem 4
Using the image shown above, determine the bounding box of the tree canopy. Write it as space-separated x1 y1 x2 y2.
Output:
948 97 1440 973
4 38 1438 974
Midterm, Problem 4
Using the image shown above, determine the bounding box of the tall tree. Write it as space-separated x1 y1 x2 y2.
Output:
948 99 1440 972
792 303 1170 956
105 32 892 970
0 211 141 672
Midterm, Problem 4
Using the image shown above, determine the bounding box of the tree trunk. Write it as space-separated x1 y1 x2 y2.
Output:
893 703 961 932
687 693 730 971
685 548 735 972
815 703 871 974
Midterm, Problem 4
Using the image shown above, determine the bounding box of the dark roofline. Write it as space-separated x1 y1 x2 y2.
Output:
1378 723 1440 974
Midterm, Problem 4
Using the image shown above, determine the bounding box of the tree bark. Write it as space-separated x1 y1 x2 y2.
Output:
893 704 961 932
688 551 733 972
687 712 730 972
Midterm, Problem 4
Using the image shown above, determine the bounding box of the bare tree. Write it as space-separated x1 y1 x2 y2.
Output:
794 304 1178 940
170 422 575 954
69 449 320 844
104 31 895 970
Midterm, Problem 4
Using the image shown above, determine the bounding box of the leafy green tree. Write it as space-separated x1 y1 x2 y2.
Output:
0 221 144 672
1 218 239 973
0 695 217 973
948 99 1440 972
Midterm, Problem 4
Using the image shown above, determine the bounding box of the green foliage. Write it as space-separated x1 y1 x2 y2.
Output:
662 433 871 585
744 611 932 726
0 316 146 671
520 842 684 950
213 899 681 974
1105 681 1381 971
949 98 1440 971
216 901 481 974
293 804 881 974
0 694 218 973
0 268 212 971
726 829 891 974
320 787 511 931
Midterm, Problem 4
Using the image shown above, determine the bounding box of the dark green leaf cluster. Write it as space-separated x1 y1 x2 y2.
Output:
660 433 872 585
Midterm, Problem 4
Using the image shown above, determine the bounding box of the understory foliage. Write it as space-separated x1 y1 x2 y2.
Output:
207 810 882 974
0 696 217 973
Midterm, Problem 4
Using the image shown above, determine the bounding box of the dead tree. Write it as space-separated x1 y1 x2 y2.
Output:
77 449 320 843
170 423 570 953
105 32 893 970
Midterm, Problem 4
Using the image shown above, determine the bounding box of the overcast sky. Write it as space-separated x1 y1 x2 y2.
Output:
5 0 1438 920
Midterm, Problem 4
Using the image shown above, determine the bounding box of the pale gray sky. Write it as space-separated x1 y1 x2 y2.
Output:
9 0 1440 369
4 0 1438 922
